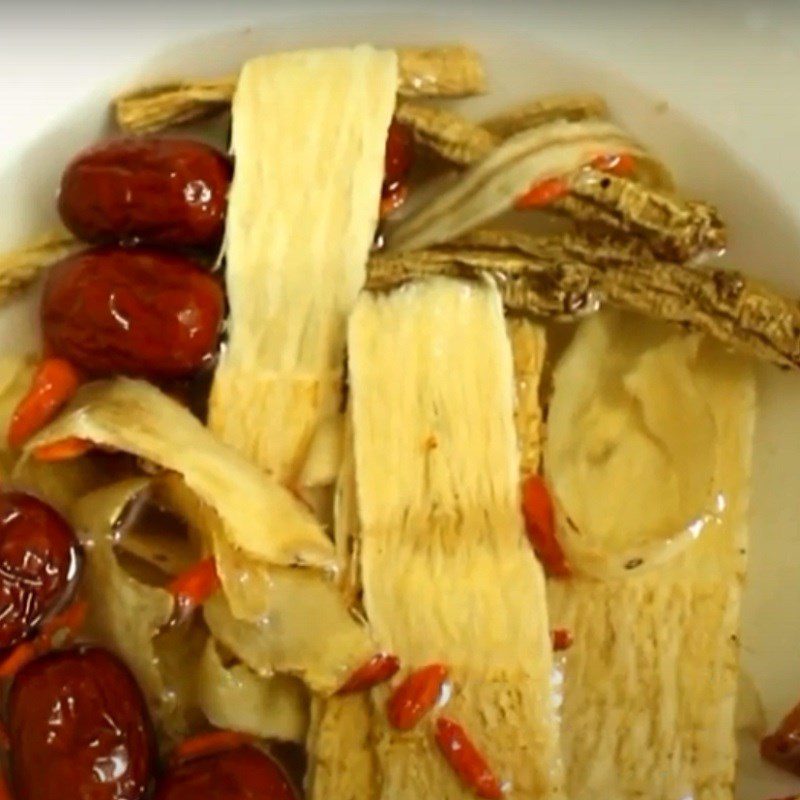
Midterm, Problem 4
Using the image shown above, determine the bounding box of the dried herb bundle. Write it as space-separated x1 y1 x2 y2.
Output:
388 99 723 261
114 45 486 133
368 231 800 370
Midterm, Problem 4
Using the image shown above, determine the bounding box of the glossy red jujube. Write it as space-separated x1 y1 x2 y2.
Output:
8 647 155 800
380 119 414 215
41 247 224 378
383 119 414 188
154 745 298 800
58 137 232 249
0 492 79 651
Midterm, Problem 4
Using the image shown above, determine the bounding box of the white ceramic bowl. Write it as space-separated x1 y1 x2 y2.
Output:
2 5 800 797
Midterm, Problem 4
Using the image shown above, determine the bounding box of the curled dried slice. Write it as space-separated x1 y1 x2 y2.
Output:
113 45 486 134
73 479 197 742
387 118 665 251
545 312 720 579
367 234 800 370
23 378 332 568
482 92 609 139
203 573 375 695
0 229 80 305
395 102 498 166
197 640 309 743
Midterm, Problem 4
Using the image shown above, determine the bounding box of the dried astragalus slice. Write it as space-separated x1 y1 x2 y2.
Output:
553 169 727 261
507 318 547 476
113 45 485 133
545 312 754 800
0 229 80 304
113 76 237 133
396 44 486 98
44 383 375 695
367 236 800 370
395 101 498 166
387 118 660 252
482 93 609 139
203 569 374 695
209 46 397 486
309 278 564 800
74 479 198 743
197 640 309 743
24 378 331 569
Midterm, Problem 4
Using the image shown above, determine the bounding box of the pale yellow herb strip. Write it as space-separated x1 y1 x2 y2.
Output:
507 318 546 477
342 279 563 800
208 47 397 481
0 229 80 301
482 92 609 139
366 236 800 370
114 45 486 133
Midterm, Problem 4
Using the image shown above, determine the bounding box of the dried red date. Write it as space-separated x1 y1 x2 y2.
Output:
381 119 414 216
383 119 414 188
8 647 155 800
154 745 297 800
0 492 79 651
41 247 224 378
59 137 231 249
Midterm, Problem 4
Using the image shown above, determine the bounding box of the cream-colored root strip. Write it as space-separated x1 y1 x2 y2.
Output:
309 278 563 800
208 47 397 484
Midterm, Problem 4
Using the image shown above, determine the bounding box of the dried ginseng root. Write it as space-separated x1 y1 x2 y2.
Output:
552 169 726 262
395 102 498 166
482 93 609 139
0 229 80 304
114 45 486 133
366 234 800 370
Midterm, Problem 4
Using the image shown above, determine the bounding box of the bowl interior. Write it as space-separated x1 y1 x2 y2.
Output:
1 12 799 797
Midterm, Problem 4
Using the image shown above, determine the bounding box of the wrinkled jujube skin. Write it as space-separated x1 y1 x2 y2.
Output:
8 647 156 800
58 137 232 249
154 746 298 800
0 492 79 651
41 247 224 379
